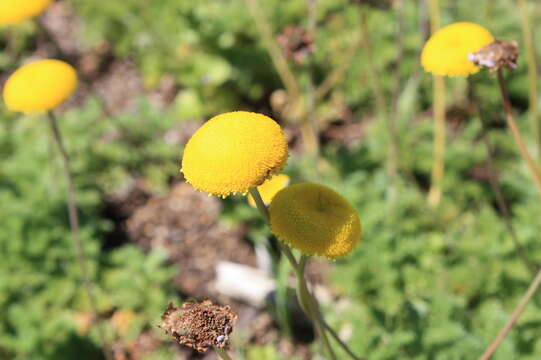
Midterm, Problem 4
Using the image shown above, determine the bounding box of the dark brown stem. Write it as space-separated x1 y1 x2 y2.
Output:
479 267 541 360
47 112 112 360
480 130 535 274
472 92 536 275
496 70 541 198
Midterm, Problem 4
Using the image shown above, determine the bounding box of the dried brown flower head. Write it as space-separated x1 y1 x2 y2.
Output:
277 26 314 64
158 300 237 353
468 40 519 72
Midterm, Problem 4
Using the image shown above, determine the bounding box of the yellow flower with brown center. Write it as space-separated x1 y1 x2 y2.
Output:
269 183 361 259
421 22 494 77
247 174 290 207
3 59 78 113
181 111 288 197
0 0 52 26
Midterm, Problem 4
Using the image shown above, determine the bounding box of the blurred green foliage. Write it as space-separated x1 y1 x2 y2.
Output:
2 0 541 359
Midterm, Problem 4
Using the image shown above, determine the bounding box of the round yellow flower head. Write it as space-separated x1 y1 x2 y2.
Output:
421 22 494 77
3 59 78 113
181 111 289 197
0 0 52 26
269 183 361 259
247 174 290 207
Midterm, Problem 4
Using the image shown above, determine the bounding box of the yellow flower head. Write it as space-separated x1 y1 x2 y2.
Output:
269 183 361 259
181 111 289 197
247 174 290 207
3 59 78 113
0 0 52 26
421 22 494 77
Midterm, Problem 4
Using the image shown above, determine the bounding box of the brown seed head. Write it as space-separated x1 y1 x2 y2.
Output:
467 40 519 72
158 300 237 353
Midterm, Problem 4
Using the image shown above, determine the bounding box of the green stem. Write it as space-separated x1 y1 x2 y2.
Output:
244 0 301 101
250 187 363 359
47 112 112 360
427 0 446 207
214 346 233 360
296 256 337 360
359 8 399 185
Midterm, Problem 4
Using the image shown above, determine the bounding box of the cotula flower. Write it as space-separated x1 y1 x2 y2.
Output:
0 0 52 26
181 111 288 197
247 174 290 207
421 22 494 77
269 183 361 259
3 59 78 113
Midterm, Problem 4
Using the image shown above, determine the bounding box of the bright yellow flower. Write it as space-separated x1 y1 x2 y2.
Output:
247 174 290 207
421 22 494 77
3 59 78 113
269 183 361 259
181 111 289 197
0 0 52 26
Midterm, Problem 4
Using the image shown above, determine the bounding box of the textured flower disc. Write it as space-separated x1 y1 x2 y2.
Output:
269 183 361 259
3 59 78 113
247 174 290 207
181 111 289 197
421 22 494 77
0 0 52 26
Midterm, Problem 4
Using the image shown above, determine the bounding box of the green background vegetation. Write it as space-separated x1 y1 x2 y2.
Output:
1 0 541 359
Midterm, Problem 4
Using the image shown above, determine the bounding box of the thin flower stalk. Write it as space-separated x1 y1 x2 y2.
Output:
249 187 362 360
479 267 541 360
47 112 112 360
426 0 446 207
516 0 540 161
496 70 541 198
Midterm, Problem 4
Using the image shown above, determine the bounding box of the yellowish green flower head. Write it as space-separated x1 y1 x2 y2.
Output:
3 59 78 113
421 22 494 77
0 0 52 26
269 183 361 259
181 111 289 197
247 174 290 207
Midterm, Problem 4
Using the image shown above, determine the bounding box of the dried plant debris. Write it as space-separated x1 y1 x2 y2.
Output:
468 40 519 72
158 300 238 353
350 0 400 9
277 26 314 64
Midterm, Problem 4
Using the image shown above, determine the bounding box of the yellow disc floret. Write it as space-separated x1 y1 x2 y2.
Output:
0 0 52 26
3 59 78 113
247 174 290 207
269 183 361 259
421 22 494 77
181 111 289 197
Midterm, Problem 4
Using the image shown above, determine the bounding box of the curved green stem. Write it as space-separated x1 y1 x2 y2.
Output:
295 256 336 360
249 187 363 359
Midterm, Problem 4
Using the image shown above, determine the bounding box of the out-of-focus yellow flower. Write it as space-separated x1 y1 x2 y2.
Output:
111 309 136 337
0 0 52 26
269 183 361 259
421 22 494 77
3 59 78 113
247 174 290 207
181 111 288 197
